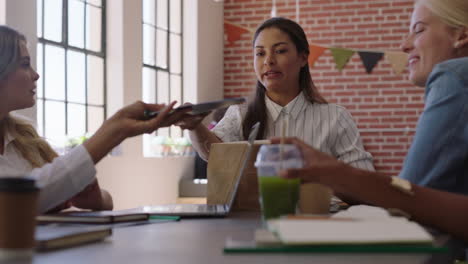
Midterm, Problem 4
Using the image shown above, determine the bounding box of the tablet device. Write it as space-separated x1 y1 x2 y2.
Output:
144 97 245 119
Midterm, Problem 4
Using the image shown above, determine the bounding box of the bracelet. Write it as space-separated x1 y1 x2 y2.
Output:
390 176 414 196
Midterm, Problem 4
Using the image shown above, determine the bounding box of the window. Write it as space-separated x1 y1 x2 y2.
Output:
36 0 106 145
142 0 184 156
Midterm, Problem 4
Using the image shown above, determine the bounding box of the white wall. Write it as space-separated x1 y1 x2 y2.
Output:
0 0 5 25
96 0 224 209
5 0 37 121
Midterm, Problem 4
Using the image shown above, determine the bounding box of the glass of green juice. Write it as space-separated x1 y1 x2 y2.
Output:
255 144 303 221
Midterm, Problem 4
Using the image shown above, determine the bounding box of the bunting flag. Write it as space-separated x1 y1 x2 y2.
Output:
308 44 327 67
330 47 355 71
223 20 408 75
224 21 251 46
358 51 384 73
385 51 409 75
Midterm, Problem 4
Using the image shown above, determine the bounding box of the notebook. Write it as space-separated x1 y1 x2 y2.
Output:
224 206 444 254
37 210 149 224
123 122 260 217
35 225 112 251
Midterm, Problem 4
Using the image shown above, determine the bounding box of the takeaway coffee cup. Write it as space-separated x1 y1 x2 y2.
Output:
0 177 39 260
254 144 303 220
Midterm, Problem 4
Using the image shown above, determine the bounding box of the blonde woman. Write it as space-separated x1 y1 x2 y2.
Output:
276 0 468 242
0 26 185 213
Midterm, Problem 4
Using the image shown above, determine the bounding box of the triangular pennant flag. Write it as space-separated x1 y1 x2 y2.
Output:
308 44 327 68
330 47 355 71
385 51 409 75
358 51 384 74
224 21 250 46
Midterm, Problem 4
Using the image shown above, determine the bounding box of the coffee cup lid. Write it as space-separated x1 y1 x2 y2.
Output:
0 177 38 192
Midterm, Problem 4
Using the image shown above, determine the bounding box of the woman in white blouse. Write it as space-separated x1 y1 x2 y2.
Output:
0 26 185 213
179 17 374 172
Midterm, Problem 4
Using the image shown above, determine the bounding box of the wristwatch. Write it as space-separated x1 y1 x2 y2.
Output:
390 176 414 196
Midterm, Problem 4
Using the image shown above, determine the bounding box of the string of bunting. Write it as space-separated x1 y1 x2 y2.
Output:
224 20 408 75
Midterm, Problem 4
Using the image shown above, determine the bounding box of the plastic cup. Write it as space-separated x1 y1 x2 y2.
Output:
254 144 303 220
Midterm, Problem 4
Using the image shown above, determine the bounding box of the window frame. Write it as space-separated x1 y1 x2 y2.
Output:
36 0 107 140
141 0 184 139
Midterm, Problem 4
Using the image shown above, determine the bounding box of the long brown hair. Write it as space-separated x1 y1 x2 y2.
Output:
242 17 327 140
0 26 57 167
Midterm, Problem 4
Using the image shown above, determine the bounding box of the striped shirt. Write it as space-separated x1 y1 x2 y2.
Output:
212 92 374 171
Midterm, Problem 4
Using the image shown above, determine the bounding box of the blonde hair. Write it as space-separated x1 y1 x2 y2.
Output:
418 0 468 28
0 26 57 168
1 116 57 167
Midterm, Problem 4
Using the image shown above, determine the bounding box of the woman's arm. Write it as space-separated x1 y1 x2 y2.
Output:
177 105 243 160
273 137 468 243
188 125 222 160
35 101 184 213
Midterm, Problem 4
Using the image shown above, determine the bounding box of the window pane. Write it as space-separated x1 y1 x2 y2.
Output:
170 74 182 139
142 67 156 103
86 0 101 6
68 0 85 48
67 103 86 137
169 0 181 33
43 0 62 42
45 100 65 140
170 74 181 104
157 70 169 104
87 55 104 105
87 106 104 134
156 29 167 68
169 34 181 74
37 98 44 136
36 43 44 98
86 5 102 52
143 24 155 66
156 0 168 29
44 45 65 100
170 126 182 138
157 127 169 138
67 50 86 104
142 0 155 26
37 0 43 38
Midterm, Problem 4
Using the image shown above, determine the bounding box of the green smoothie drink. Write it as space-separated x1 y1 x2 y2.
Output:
255 144 303 221
258 176 300 220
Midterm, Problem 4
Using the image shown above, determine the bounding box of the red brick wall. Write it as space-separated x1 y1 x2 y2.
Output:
223 0 424 175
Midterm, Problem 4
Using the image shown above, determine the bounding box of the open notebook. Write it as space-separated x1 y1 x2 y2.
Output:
123 122 261 217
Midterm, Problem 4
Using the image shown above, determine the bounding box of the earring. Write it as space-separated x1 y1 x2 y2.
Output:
454 41 460 48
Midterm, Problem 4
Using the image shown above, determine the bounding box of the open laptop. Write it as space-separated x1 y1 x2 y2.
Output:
125 122 260 217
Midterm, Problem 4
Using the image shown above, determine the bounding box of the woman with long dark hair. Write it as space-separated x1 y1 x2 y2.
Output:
179 17 373 172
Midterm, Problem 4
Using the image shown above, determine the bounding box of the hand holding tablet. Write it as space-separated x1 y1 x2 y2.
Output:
144 97 245 119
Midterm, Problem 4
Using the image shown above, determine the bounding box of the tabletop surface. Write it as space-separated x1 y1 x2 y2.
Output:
30 212 453 264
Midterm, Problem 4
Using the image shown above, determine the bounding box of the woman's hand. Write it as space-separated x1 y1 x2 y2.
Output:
270 137 347 183
84 101 189 164
108 101 188 139
173 103 211 130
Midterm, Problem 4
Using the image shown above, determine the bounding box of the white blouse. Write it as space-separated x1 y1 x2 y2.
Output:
0 132 96 213
212 92 374 171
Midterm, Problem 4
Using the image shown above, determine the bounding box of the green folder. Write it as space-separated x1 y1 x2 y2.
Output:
224 242 448 254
